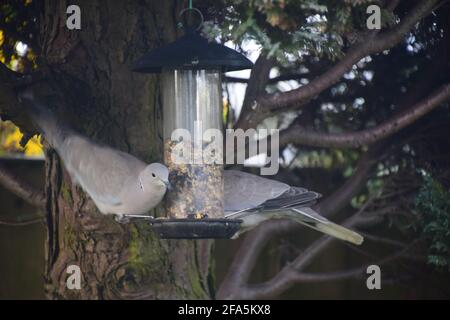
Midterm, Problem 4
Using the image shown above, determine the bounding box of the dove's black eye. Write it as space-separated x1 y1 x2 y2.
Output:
151 173 156 178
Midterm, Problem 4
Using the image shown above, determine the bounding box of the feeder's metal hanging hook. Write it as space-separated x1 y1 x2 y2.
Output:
177 6 204 31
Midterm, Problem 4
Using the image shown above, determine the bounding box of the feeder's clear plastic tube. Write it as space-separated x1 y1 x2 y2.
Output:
162 69 224 219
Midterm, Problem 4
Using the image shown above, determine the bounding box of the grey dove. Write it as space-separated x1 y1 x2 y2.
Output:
19 91 169 218
224 170 363 245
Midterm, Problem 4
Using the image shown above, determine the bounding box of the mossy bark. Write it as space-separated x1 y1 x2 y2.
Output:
40 0 214 299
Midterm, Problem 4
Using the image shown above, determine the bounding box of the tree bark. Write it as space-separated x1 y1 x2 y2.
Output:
40 0 214 299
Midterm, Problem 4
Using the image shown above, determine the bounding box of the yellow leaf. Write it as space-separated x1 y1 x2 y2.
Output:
0 120 44 157
24 135 44 156
3 126 24 151
267 12 281 27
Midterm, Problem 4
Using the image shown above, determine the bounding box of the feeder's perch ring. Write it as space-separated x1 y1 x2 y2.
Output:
150 218 242 239
117 215 242 239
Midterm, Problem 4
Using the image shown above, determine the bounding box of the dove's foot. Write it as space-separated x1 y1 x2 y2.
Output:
114 214 131 224
114 214 154 224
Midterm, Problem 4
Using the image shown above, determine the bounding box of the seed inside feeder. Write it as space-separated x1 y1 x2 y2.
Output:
161 69 224 220
164 139 223 219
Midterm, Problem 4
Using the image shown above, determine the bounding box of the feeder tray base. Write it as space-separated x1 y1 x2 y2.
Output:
150 218 242 239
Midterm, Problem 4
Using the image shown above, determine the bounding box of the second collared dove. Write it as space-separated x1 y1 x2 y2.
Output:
224 170 364 245
19 91 169 219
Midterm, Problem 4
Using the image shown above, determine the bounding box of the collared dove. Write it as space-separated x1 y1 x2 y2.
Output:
19 91 169 219
224 170 364 245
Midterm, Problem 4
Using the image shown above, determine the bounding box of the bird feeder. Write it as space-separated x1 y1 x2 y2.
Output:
131 8 253 239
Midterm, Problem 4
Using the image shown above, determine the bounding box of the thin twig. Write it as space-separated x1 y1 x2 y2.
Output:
0 216 45 226
0 163 45 208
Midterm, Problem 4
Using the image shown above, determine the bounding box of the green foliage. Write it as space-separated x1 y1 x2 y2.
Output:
0 0 39 71
287 147 360 170
202 0 395 64
414 176 450 271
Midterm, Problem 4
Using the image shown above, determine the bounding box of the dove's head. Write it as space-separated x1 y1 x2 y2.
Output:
139 163 170 193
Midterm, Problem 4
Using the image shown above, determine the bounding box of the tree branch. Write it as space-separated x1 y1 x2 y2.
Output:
358 231 407 248
0 216 44 226
0 163 45 208
241 236 418 299
246 0 439 125
225 73 306 84
278 83 450 149
235 55 275 130
216 218 294 299
314 147 380 216
284 266 367 283
232 204 397 299
386 0 401 11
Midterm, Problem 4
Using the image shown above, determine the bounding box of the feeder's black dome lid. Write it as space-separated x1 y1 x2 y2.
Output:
132 31 253 73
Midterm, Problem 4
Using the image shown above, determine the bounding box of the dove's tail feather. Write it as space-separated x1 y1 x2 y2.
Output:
290 207 364 245
20 95 71 150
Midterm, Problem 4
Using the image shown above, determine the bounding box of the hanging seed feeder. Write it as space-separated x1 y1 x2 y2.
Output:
131 8 253 239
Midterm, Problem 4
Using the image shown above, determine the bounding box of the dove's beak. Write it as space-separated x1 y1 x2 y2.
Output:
163 180 172 190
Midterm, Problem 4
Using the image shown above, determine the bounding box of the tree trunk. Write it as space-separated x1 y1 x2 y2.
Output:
40 0 214 299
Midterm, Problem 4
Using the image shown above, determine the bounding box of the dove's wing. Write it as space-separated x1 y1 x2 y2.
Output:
224 170 363 245
224 170 320 217
224 170 290 214
261 187 321 209
60 135 147 206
